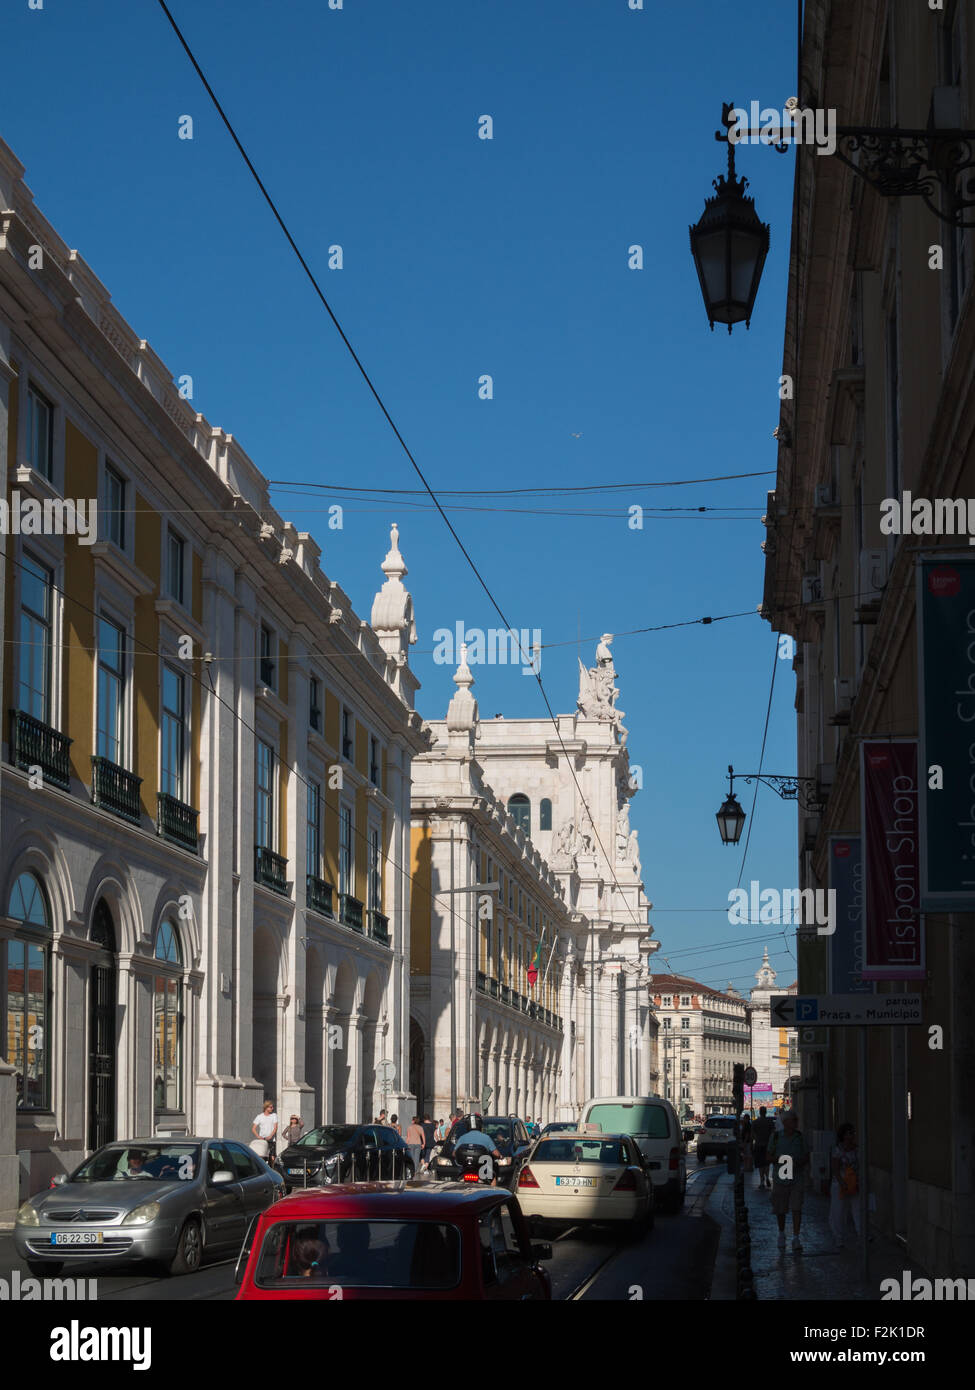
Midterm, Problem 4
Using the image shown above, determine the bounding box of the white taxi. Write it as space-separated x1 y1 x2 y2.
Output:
516 1132 653 1234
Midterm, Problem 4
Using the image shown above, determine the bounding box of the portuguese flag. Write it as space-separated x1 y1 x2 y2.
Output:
527 937 542 989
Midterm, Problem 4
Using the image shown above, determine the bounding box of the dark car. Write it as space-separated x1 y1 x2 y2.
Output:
538 1122 578 1139
235 1182 551 1300
276 1124 415 1191
429 1117 532 1189
15 1138 284 1276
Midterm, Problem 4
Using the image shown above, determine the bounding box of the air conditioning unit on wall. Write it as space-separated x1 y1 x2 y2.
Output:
855 550 887 622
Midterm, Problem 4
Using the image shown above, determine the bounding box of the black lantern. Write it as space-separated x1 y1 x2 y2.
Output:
716 790 746 845
690 103 770 332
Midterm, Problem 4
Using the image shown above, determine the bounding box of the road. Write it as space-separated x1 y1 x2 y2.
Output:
0 1167 724 1302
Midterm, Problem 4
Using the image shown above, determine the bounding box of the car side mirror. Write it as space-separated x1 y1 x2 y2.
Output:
531 1243 553 1261
52 1173 67 1186
211 1169 235 1185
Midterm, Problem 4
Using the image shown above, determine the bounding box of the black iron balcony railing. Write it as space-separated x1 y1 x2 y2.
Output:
157 792 199 852
341 894 364 933
476 971 487 994
91 755 142 823
368 910 389 945
255 845 288 894
488 977 499 999
9 709 72 790
306 874 334 917
500 984 512 1007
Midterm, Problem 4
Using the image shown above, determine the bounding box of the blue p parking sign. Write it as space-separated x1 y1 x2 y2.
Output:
796 998 819 1022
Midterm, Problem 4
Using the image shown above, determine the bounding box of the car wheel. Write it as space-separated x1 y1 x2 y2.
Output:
27 1259 62 1276
168 1216 203 1276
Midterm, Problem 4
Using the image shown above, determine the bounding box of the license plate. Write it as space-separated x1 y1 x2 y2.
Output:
51 1232 104 1246
287 1168 303 1175
555 1176 596 1187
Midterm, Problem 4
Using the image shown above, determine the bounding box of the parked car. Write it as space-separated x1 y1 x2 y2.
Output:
429 1116 533 1189
276 1124 414 1191
579 1096 686 1213
538 1122 579 1138
516 1132 653 1237
234 1182 552 1300
696 1115 738 1164
14 1138 284 1277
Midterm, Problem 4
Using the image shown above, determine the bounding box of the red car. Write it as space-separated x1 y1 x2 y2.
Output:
234 1181 552 1300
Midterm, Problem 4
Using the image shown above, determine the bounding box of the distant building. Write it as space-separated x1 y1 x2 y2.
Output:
747 949 797 1109
649 974 750 1118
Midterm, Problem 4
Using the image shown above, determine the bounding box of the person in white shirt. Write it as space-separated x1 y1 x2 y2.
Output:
250 1099 279 1159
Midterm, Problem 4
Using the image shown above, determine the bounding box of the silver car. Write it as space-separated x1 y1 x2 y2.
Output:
14 1137 285 1277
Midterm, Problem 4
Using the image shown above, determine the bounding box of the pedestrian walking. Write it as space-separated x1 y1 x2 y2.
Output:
751 1105 775 1189
420 1113 437 1171
829 1122 860 1248
767 1110 810 1253
378 1109 388 1127
250 1099 279 1160
405 1115 424 1174
389 1113 401 1135
434 1117 446 1143
282 1114 305 1148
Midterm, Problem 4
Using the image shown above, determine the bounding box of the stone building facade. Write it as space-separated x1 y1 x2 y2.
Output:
462 637 660 1113
0 138 428 1214
650 973 750 1119
762 0 975 1275
410 651 571 1120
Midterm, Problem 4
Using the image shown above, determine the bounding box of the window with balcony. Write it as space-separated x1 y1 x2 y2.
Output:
104 465 126 549
369 736 380 787
342 708 354 761
259 626 276 689
681 1016 690 1030
309 676 322 732
307 781 322 878
96 617 125 765
662 1017 671 1029
339 804 353 897
256 740 275 850
368 825 381 911
166 530 185 605
18 552 52 724
26 384 54 480
161 666 186 802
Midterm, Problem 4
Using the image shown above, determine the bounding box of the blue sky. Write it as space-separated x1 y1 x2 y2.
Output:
2 0 803 993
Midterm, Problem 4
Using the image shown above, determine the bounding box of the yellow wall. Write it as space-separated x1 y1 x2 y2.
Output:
410 824 432 974
63 421 97 782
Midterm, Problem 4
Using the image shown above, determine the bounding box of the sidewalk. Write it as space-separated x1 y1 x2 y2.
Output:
708 1169 929 1300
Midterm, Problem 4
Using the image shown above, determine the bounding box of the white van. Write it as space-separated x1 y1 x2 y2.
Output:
580 1096 686 1212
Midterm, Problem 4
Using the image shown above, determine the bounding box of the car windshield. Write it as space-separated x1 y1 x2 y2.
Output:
295 1127 358 1148
585 1104 670 1138
706 1118 737 1129
543 1124 576 1133
534 1138 629 1165
72 1144 202 1182
254 1220 461 1290
449 1121 511 1146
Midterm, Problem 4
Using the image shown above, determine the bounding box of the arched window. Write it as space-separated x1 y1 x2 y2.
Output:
7 872 51 1110
507 794 531 836
153 920 183 1112
539 799 552 831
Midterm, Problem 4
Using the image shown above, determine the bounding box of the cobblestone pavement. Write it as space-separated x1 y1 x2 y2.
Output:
709 1169 930 1301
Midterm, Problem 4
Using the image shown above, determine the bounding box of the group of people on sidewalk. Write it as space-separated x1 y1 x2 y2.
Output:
740 1107 862 1253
